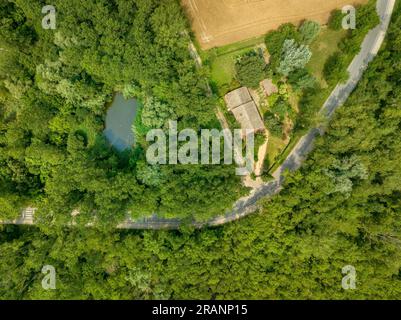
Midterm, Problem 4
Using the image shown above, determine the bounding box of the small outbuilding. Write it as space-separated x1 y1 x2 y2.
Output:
225 87 265 133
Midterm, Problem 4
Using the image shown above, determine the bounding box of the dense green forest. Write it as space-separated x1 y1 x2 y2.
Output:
0 1 400 299
0 0 245 225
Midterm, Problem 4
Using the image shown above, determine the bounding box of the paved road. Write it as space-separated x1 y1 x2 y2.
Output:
120 0 396 230
1 0 395 230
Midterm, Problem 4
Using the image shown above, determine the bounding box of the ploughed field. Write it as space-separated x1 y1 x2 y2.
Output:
182 0 367 49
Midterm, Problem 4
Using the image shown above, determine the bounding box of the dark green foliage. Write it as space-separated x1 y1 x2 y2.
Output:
288 68 316 91
260 157 273 182
328 9 344 30
323 52 349 85
264 112 282 136
254 133 266 161
340 1 381 56
0 0 400 301
234 51 266 89
270 98 291 121
265 23 300 70
0 0 244 224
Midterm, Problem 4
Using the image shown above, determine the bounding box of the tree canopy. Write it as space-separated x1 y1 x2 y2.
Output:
0 0 400 301
235 51 267 89
0 0 245 225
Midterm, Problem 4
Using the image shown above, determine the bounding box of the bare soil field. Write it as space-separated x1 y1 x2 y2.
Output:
181 0 367 50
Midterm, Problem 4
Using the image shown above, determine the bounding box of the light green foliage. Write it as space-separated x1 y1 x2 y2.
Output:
299 20 321 44
141 97 176 129
122 83 140 100
136 162 164 187
323 155 368 196
277 82 290 99
277 39 312 76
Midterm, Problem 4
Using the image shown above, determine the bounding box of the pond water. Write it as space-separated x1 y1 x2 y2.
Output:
103 93 137 151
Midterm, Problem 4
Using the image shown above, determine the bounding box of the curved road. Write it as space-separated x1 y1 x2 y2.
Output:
1 0 396 230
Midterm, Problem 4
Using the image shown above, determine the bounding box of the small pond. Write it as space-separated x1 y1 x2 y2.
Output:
103 93 137 151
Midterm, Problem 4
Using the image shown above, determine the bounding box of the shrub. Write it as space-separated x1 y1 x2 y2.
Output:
288 68 317 91
323 52 349 85
270 98 291 121
235 51 266 89
299 20 321 44
328 9 344 30
264 112 283 137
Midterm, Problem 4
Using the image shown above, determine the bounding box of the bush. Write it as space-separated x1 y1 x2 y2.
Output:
323 52 349 85
270 98 291 121
328 9 344 30
254 133 266 161
288 68 317 91
260 157 274 181
235 51 266 89
299 20 321 44
264 112 283 137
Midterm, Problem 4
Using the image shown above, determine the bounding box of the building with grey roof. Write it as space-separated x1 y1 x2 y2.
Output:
224 87 265 133
224 87 252 111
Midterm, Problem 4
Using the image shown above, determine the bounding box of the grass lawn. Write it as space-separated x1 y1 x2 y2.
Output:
208 36 265 91
306 27 347 88
267 131 305 174
266 135 288 168
210 53 239 89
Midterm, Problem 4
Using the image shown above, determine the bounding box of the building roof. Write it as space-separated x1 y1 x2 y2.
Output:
224 86 265 132
224 87 252 111
261 79 278 96
231 101 265 132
